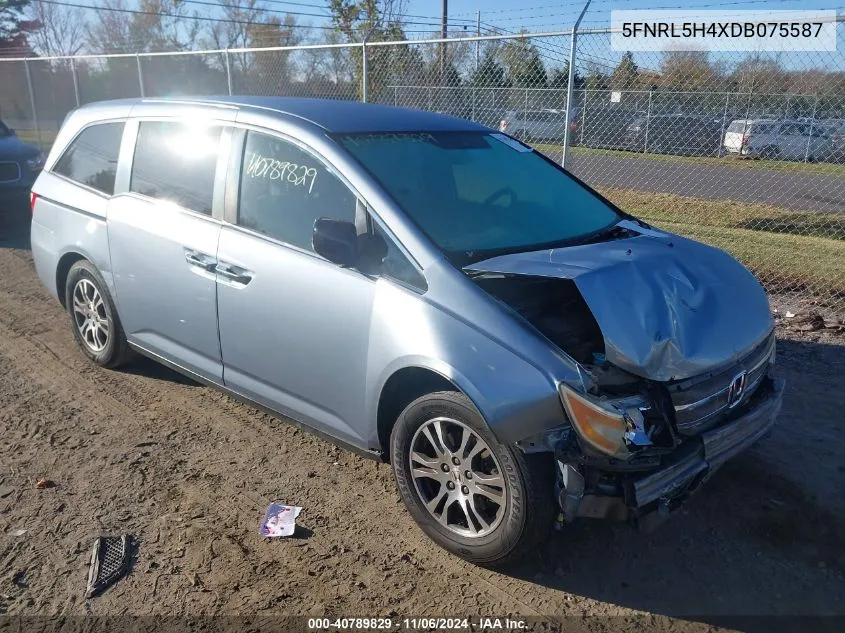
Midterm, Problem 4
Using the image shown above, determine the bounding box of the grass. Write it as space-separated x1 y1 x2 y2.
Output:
13 129 57 152
534 143 845 177
598 187 845 305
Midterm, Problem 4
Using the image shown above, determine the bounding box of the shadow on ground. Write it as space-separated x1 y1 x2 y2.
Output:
502 336 845 626
0 203 31 250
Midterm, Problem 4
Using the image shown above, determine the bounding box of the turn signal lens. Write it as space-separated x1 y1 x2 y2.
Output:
559 384 629 459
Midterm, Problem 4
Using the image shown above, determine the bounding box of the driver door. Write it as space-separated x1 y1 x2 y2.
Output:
216 129 376 446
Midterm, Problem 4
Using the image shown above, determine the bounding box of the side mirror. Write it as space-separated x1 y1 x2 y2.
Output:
312 217 358 268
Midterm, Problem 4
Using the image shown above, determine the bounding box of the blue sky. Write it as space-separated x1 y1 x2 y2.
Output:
400 0 843 74
404 0 842 34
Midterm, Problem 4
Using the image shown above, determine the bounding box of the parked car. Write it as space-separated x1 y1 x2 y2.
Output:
0 119 44 212
31 97 783 566
625 114 725 156
499 108 578 142
572 107 641 151
723 118 833 161
821 119 845 163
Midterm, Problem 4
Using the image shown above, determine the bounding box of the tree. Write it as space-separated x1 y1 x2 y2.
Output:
500 38 547 88
28 0 87 57
245 14 305 93
609 51 638 90
660 51 718 90
470 52 508 88
1 0 37 56
732 54 787 94
329 0 409 101
330 0 406 43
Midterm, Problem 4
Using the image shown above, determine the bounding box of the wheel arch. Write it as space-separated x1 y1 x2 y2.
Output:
376 365 480 461
55 251 88 308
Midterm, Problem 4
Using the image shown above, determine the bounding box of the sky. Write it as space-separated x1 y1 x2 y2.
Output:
405 0 843 34
398 0 843 74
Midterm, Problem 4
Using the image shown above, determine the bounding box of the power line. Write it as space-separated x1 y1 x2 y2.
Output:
32 0 340 29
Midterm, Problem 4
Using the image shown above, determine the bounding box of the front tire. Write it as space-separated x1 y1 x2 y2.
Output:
390 391 554 567
65 260 133 368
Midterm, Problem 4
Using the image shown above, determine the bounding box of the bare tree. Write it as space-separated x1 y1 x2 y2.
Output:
85 0 134 54
28 0 86 57
86 0 200 54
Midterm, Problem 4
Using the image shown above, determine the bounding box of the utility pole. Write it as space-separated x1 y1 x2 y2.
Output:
440 0 448 79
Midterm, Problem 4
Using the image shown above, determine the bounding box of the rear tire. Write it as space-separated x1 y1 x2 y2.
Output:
65 260 133 368
390 391 554 567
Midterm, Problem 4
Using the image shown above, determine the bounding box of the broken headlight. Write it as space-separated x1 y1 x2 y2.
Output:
558 384 653 460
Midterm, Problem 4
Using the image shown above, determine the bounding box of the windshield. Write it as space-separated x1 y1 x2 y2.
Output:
0 121 10 137
337 131 620 260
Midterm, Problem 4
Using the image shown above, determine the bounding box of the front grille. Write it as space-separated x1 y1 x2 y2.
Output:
667 332 775 435
0 161 21 183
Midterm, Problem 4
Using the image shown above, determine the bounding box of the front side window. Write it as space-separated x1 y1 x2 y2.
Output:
238 131 356 252
370 222 426 290
130 121 223 215
337 131 619 263
53 122 124 195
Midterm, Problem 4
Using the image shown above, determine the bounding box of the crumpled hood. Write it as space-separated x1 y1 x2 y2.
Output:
0 135 40 160
465 223 773 381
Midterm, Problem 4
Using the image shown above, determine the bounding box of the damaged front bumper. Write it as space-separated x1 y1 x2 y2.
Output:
556 376 784 528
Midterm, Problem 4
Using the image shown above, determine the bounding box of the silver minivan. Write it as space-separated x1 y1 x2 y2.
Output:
724 118 832 160
31 97 783 566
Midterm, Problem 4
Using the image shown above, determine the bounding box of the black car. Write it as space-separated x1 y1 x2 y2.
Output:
573 107 641 150
0 120 44 214
625 114 726 156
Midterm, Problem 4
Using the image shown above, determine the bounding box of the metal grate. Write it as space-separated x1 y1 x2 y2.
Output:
85 535 131 598
668 333 775 435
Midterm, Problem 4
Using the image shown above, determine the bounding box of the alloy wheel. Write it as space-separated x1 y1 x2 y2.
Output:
409 416 507 538
72 278 110 353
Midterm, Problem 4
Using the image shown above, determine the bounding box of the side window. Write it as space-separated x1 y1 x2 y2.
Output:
130 121 223 215
238 131 356 252
53 122 124 195
372 222 426 291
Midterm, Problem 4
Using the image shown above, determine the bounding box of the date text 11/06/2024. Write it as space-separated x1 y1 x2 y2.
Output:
307 617 528 630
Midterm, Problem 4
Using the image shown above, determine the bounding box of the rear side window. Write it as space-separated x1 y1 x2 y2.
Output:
53 122 124 195
130 121 223 215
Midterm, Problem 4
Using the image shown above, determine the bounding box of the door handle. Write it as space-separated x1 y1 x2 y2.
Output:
184 248 217 271
215 262 253 285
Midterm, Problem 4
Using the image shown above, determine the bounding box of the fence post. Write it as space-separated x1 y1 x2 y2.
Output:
361 41 368 103
716 91 731 157
225 50 233 95
643 88 653 153
579 89 586 145
804 93 820 164
24 59 42 151
70 58 81 107
561 0 591 168
136 55 145 97
524 87 528 120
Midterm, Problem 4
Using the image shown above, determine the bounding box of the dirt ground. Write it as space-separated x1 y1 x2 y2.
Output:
1 214 844 631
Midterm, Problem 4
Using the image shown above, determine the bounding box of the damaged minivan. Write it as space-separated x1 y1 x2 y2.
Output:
31 97 783 566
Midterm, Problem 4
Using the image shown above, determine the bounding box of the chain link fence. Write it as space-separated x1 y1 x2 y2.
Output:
1 27 844 314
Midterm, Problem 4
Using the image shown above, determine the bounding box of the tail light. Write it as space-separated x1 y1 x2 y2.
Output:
569 121 578 132
30 191 38 214
499 120 508 132
742 135 749 146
